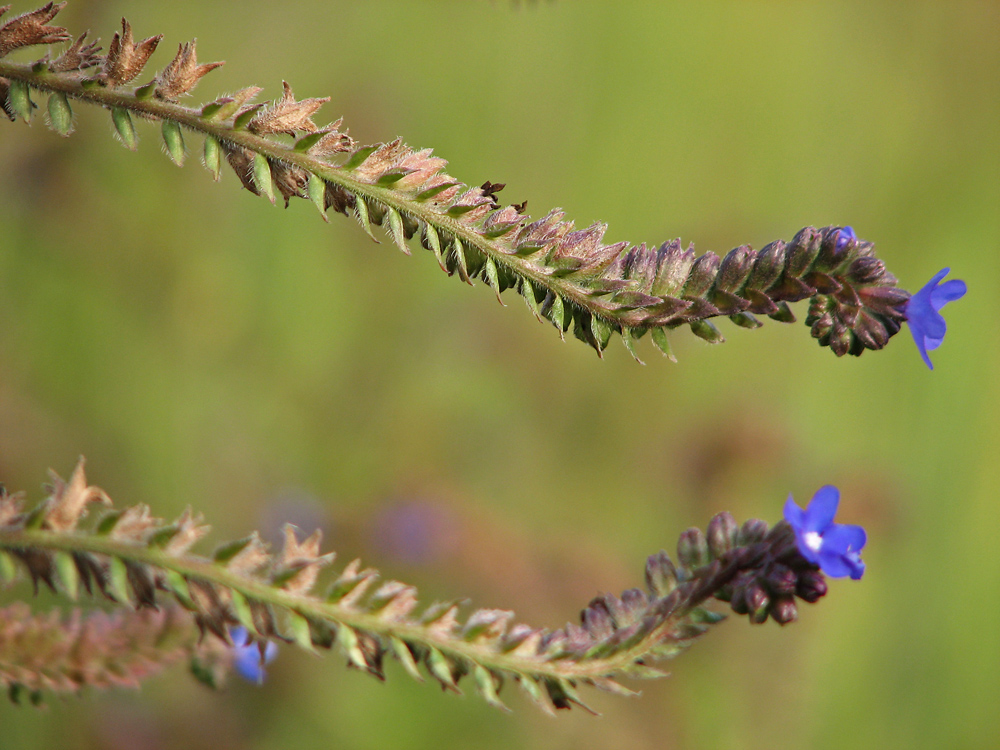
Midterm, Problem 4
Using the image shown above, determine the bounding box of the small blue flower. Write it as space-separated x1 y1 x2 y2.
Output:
905 267 967 370
231 627 278 684
835 225 856 250
783 486 866 580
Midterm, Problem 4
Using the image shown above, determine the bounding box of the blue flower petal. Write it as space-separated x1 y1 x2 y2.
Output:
817 547 855 579
231 627 278 685
906 268 966 370
802 485 840 532
931 278 967 308
823 523 867 553
783 495 806 528
818 526 866 578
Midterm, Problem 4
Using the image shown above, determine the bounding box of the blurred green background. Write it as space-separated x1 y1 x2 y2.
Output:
1 1 998 748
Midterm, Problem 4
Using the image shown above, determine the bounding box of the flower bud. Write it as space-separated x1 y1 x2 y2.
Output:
682 252 720 298
737 518 769 545
644 551 678 598
810 311 834 341
677 528 710 570
815 226 852 273
706 512 738 558
746 583 770 624
785 227 822 278
795 570 828 603
765 564 797 597
848 256 886 284
715 245 755 293
745 241 786 292
770 596 798 625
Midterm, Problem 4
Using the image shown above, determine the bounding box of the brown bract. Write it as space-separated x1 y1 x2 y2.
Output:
0 2 70 58
272 162 310 206
107 504 159 543
154 40 223 101
247 81 329 136
221 143 259 194
273 525 335 596
306 119 356 157
101 18 162 86
42 458 111 532
0 486 26 527
48 31 100 72
221 532 270 576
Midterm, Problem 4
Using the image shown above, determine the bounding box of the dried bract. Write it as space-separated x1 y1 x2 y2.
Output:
154 40 222 101
306 119 356 157
102 18 162 86
0 2 69 58
273 525 334 595
42 458 110 532
247 81 329 136
48 31 100 72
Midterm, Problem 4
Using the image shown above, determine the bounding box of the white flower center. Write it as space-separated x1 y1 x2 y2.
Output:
803 531 823 552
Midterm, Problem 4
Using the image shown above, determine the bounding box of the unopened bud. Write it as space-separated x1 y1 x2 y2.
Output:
644 551 678 598
682 252 720 298
715 245 755 293
745 241 786 292
746 583 770 624
677 528 710 570
767 301 796 323
785 227 822 278
795 570 828 603
815 226 851 273
737 518 769 545
770 596 798 625
848 256 886 284
765 564 797 597
706 512 738 558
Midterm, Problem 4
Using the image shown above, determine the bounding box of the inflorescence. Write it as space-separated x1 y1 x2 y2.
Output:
0 4 964 365
0 460 864 706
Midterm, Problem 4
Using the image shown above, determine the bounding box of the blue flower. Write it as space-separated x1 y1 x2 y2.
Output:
783 486 866 580
231 627 278 684
905 267 966 370
835 225 856 250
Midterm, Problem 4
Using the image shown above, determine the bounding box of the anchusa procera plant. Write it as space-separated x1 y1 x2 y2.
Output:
0 3 964 713
1 460 856 710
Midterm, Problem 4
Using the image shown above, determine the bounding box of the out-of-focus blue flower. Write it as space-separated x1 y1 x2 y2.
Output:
783 486 866 580
905 267 967 370
231 627 278 684
835 225 856 250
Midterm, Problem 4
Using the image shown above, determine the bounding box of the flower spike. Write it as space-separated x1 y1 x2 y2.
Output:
2 461 841 709
905 267 967 369
0 9 924 363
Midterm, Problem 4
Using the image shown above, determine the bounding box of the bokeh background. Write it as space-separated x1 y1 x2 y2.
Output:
1 1 998 748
